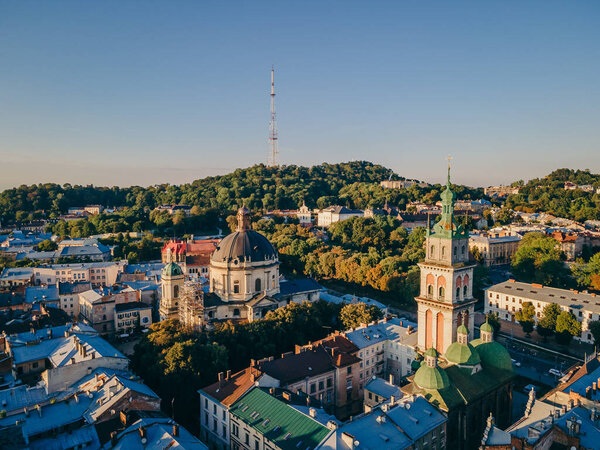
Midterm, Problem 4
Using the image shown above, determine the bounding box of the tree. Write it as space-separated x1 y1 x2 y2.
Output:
588 320 600 346
37 239 57 251
555 310 582 345
515 302 536 336
339 303 383 330
537 303 561 340
511 232 569 287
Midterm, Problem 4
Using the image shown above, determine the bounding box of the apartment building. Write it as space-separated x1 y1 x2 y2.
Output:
469 232 522 266
485 280 600 343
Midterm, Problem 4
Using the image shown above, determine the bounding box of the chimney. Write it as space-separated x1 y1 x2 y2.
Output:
390 395 396 405
594 382 597 394
110 431 118 446
139 426 147 442
82 345 87 358
389 374 394 384
282 391 291 401
269 387 275 395
172 423 179 437
586 387 592 399
250 359 255 367
309 407 317 418
226 370 231 380
218 372 224 388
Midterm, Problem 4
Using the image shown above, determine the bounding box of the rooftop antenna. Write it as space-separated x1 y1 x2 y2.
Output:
267 66 279 167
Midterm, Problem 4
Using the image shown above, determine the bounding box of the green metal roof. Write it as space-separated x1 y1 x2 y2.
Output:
472 339 514 372
162 262 183 277
414 363 451 391
480 321 493 333
230 388 329 450
457 324 469 335
424 347 439 358
444 342 481 366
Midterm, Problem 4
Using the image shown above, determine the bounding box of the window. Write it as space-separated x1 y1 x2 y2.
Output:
213 404 217 414
327 378 333 388
174 285 179 298
233 308 240 316
213 418 217 432
430 245 435 256
32 362 39 369
255 278 262 292
463 285 467 297
347 366 352 374
245 433 250 445
439 286 445 299
427 285 433 296
461 245 465 254
453 246 457 256
368 392 372 399
442 246 446 257
456 287 460 298
319 380 324 390
310 383 316 394
233 280 240 294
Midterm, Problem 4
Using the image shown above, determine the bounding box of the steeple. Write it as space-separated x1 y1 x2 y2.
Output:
431 157 466 240
237 206 252 231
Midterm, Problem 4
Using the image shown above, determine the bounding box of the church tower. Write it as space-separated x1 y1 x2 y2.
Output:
160 249 185 321
416 162 476 354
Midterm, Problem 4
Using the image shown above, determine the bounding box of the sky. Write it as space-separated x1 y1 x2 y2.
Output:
1 1 599 190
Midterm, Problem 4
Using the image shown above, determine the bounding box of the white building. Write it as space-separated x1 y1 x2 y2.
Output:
485 280 600 343
316 206 363 227
296 201 312 226
33 260 127 287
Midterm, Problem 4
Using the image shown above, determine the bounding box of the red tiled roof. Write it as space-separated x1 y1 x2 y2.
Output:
201 367 258 407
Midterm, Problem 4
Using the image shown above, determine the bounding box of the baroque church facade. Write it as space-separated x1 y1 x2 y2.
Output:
160 206 321 328
402 167 515 450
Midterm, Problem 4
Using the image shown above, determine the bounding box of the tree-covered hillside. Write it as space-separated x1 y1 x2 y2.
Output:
504 168 600 221
0 161 482 223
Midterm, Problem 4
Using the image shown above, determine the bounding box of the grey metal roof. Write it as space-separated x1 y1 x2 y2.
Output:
487 281 600 313
345 318 418 350
211 229 278 263
112 418 207 449
364 377 402 399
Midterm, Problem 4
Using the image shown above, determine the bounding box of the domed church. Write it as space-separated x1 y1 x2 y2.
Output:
401 164 515 450
160 206 322 327
204 206 282 321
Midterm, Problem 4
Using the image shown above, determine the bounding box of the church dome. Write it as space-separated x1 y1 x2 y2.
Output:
440 185 457 203
471 340 514 372
162 262 183 277
480 321 493 333
445 341 481 366
211 230 277 263
211 207 278 264
414 363 450 391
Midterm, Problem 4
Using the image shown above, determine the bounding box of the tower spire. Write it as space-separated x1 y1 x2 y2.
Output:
268 66 279 167
446 154 453 186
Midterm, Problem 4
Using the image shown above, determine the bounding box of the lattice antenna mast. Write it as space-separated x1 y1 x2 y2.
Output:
268 66 279 167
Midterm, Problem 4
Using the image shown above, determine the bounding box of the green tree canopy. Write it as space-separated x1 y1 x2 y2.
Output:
511 232 570 287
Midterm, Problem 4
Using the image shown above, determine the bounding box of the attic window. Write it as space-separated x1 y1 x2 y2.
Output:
263 419 270 426
284 433 292 440
296 441 303 448
241 406 249 412
273 426 281 433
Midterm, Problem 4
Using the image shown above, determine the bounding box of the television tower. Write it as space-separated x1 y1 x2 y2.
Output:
267 66 279 167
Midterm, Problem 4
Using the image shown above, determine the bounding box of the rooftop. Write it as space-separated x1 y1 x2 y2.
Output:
345 318 418 350
231 387 330 450
364 377 402 400
487 280 600 313
115 302 152 313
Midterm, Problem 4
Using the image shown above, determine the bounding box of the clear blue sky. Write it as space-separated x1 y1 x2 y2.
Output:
1 1 599 190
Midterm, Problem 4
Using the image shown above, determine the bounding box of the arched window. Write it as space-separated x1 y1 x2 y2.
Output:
438 286 445 300
427 285 433 296
453 246 457 256
463 285 468 297
430 245 435 257
233 308 240 316
173 285 179 298
255 278 262 292
441 246 446 257
272 274 276 288
461 245 465 255
208 311 214 318
102 314 106 321
233 280 240 294
456 287 460 299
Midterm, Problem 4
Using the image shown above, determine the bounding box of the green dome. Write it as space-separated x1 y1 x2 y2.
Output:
424 348 439 358
480 321 493 333
414 364 451 390
162 262 183 277
445 342 481 366
471 339 514 372
440 185 457 203
457 324 469 335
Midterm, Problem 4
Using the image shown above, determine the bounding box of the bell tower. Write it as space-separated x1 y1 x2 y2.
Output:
160 252 185 321
416 160 476 354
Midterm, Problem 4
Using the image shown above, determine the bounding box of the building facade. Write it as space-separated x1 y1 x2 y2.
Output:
485 280 600 344
469 232 522 266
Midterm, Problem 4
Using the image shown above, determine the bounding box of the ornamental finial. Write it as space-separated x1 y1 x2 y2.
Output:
446 154 453 186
